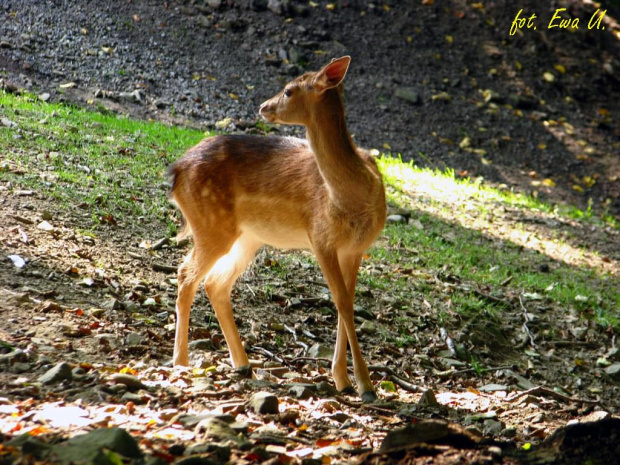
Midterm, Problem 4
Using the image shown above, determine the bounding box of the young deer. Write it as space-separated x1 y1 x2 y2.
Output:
168 56 386 402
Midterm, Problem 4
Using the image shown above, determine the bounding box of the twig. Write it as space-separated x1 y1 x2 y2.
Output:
518 295 537 348
434 275 511 307
194 389 236 399
251 346 287 365
505 386 600 406
334 395 363 407
290 356 331 364
152 263 178 273
448 365 514 375
368 365 425 393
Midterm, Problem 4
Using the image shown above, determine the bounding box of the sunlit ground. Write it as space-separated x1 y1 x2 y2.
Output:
377 156 619 278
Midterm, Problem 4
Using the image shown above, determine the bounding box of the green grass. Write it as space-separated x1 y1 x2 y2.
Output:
369 157 619 328
1 90 618 330
377 155 618 228
0 91 204 231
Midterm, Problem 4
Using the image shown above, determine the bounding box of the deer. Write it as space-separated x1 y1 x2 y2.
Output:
168 56 386 402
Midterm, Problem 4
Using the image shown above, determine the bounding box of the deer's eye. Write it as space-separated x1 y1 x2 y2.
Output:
284 88 293 97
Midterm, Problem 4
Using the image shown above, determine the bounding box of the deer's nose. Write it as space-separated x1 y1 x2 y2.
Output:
259 100 275 121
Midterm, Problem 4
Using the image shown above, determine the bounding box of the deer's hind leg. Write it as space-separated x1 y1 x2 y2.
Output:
204 233 262 369
174 232 238 367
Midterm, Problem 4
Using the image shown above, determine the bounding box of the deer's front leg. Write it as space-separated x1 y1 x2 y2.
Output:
316 250 376 402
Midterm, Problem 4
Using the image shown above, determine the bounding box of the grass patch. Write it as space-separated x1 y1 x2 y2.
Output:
377 155 618 229
1 91 617 330
0 91 204 232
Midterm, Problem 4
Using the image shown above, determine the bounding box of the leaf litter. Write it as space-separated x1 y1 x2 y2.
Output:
1 163 619 463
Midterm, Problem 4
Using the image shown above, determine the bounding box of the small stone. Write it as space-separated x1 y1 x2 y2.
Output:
249 391 279 414
605 363 620 381
186 442 231 461
483 419 505 436
196 417 237 440
478 384 509 392
229 420 249 434
288 47 304 64
39 362 73 384
109 373 145 390
1 117 18 128
570 327 588 340
0 41 12 49
268 0 284 15
121 392 146 404
315 381 339 397
125 332 144 346
307 343 333 360
8 255 26 269
152 99 170 109
206 0 222 8
10 362 31 374
606 347 620 361
581 411 610 422
103 298 121 311
394 87 420 104
142 297 157 307
360 320 377 335
0 349 30 365
37 221 54 232
386 214 407 224
189 339 216 350
288 384 314 400
355 307 375 320
418 389 439 407
39 93 51 102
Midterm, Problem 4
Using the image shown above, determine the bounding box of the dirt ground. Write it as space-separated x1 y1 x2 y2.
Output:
1 1 620 464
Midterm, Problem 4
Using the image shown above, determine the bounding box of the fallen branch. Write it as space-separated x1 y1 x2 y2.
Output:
368 365 425 393
505 386 600 406
152 263 178 273
252 346 287 365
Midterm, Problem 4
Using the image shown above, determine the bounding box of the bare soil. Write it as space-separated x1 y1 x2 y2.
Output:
1 1 620 464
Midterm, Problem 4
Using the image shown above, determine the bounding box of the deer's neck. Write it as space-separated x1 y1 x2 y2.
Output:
305 91 374 211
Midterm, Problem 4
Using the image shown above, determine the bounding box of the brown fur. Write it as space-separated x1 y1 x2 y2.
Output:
169 57 386 401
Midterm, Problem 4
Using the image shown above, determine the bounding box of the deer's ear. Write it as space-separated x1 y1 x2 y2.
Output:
314 56 351 92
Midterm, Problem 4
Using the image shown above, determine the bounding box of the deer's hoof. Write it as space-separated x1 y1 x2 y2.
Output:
340 386 356 396
361 390 378 403
232 365 253 379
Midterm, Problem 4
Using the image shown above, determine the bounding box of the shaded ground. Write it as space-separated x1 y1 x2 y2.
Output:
1 157 619 463
1 0 619 217
1 0 620 464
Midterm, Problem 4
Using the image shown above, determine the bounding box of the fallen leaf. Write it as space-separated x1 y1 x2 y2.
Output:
215 117 232 129
8 255 26 268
